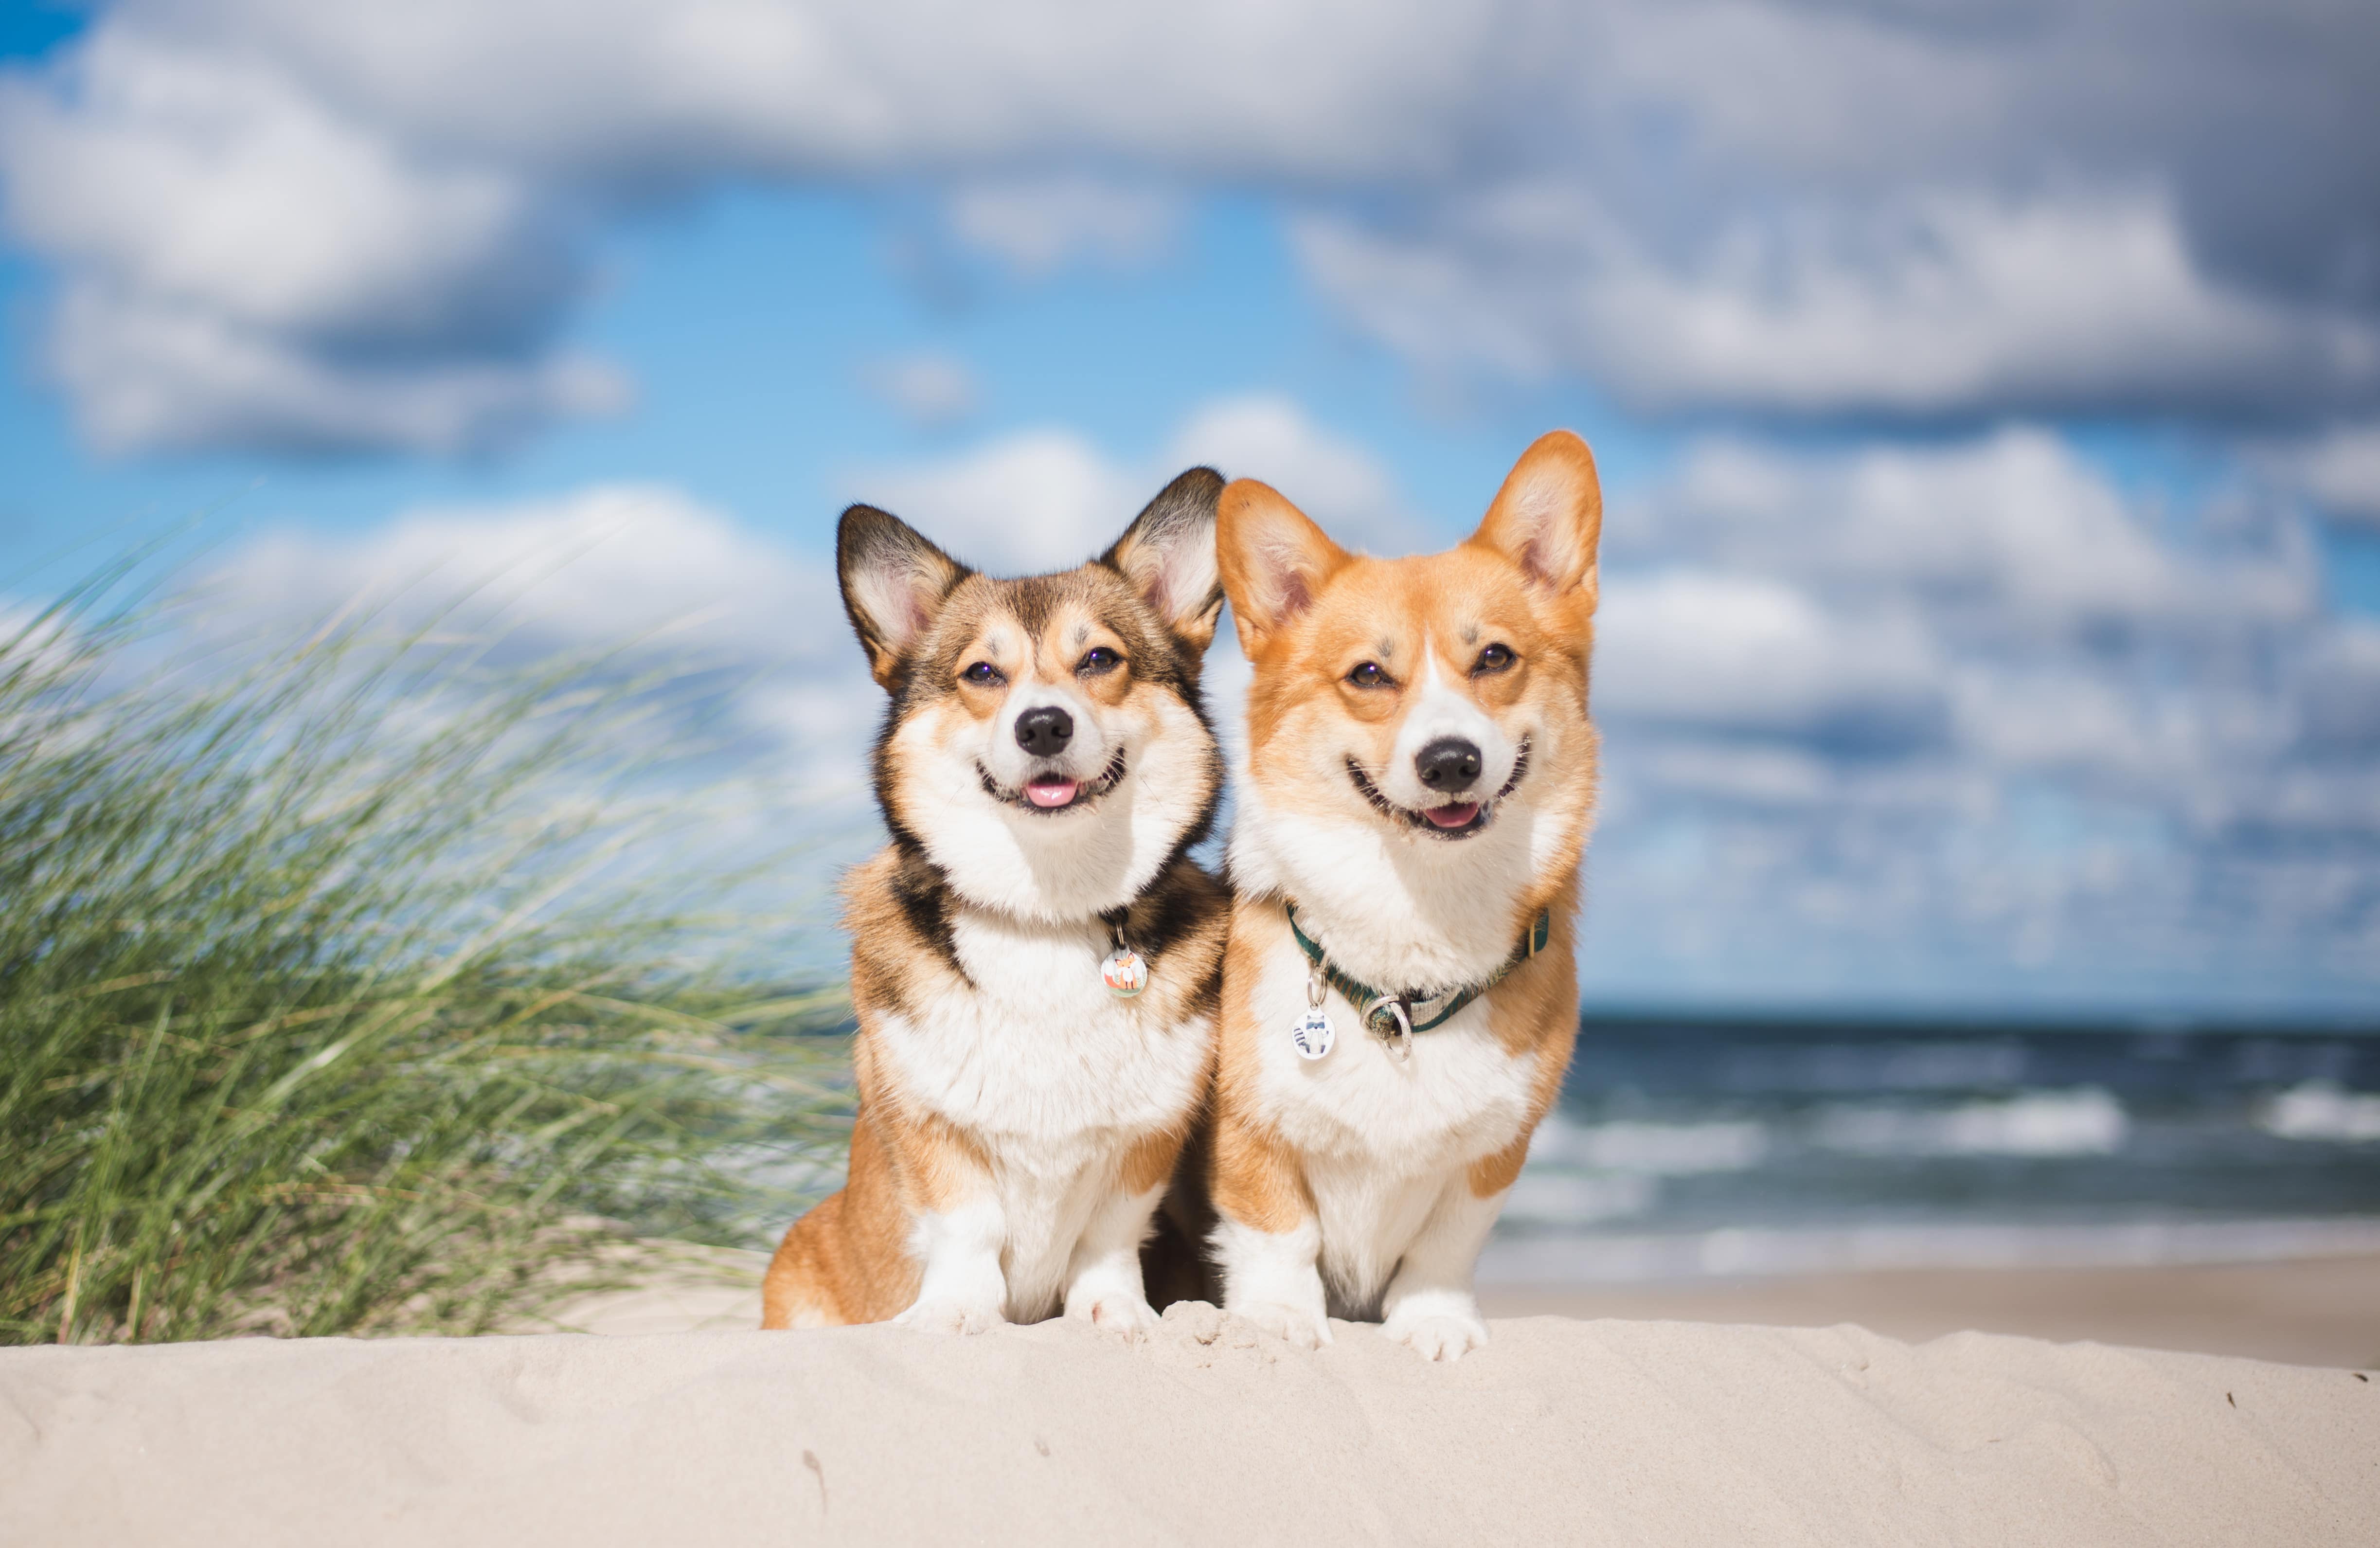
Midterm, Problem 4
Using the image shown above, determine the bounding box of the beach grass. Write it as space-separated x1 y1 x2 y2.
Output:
0 555 851 1345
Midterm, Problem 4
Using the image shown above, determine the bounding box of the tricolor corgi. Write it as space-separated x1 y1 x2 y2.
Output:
761 469 1231 1338
1203 431 1603 1360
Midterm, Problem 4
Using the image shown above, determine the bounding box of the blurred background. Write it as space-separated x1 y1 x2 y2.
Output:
2 0 2375 1360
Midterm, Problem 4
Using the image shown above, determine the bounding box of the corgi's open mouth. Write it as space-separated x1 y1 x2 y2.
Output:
978 748 1128 815
1345 738 1531 841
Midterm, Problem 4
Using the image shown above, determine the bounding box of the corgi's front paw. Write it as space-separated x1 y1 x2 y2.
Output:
1068 1291 1160 1342
895 1296 1007 1335
1235 1300 1332 1350
1383 1308 1488 1362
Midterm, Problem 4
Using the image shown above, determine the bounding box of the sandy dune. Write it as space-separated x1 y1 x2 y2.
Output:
4 1310 2374 1546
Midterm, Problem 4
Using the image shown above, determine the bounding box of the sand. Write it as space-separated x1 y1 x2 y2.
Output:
4 1310 2376 1546
545 1246 2380 1368
1478 1254 2380 1370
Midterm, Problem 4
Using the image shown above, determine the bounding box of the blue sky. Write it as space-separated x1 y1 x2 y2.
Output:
3 1 2378 1019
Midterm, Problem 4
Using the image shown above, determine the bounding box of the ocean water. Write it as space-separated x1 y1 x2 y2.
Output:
1481 1019 2380 1285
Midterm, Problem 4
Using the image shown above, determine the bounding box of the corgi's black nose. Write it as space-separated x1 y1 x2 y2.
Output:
1015 705 1074 757
1415 737 1482 792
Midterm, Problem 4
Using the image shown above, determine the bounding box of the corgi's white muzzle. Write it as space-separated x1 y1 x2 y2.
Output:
974 683 1124 815
1350 650 1525 840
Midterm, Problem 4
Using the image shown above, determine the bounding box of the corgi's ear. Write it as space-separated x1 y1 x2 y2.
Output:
1471 431 1602 613
1216 479 1349 655
1103 466 1226 652
838 504 970 690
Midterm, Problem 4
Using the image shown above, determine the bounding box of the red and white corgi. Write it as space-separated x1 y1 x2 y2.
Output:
761 470 1231 1338
1203 432 1603 1360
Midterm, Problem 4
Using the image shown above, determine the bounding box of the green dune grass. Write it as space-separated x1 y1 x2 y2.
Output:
0 559 851 1345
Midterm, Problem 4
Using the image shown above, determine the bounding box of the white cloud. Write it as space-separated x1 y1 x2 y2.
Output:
1298 191 2380 418
136 0 1475 180
220 481 878 784
5 1 2377 452
1615 427 2322 640
1579 421 2379 1006
849 392 1410 575
853 429 1141 576
0 32 548 345
945 176 1180 277
1605 426 2326 789
0 27 618 453
859 352 979 430
2278 423 2380 527
227 483 841 663
1594 570 1941 739
1163 394 1414 543
1945 668 2209 780
51 285 627 457
2297 621 2380 753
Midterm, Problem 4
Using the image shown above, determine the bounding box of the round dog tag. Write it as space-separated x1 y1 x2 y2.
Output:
1288 1009 1337 1061
1101 948 1148 998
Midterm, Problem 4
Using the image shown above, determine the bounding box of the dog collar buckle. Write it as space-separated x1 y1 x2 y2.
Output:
1362 994 1414 1059
1285 901 1549 1048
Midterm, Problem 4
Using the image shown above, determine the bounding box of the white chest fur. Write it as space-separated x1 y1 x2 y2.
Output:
1229 783 1564 993
1240 913 1541 1312
870 907 1211 1318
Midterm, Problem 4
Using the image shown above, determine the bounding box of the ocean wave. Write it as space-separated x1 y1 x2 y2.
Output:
1500 1171 1655 1225
1811 1088 2128 1157
1477 1216 2380 1285
1718 1040 2029 1094
1529 1115 1771 1174
2258 1082 2380 1143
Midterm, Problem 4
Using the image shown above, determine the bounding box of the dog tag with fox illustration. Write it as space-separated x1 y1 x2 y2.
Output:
1288 1009 1336 1061
1101 948 1149 998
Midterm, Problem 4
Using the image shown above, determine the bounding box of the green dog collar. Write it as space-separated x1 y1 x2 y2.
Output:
1284 902 1550 1039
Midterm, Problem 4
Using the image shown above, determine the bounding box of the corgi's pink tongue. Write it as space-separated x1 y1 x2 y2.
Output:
1025 777 1079 809
1424 802 1480 828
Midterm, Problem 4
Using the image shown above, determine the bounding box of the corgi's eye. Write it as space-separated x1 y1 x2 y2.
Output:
1473 643 1516 674
1076 647 1121 676
962 661 1004 686
1346 662 1392 688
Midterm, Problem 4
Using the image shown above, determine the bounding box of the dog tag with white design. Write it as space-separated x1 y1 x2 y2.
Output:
1101 948 1148 998
1288 1009 1336 1061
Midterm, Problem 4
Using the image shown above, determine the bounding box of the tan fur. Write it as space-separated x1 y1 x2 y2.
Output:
1201 432 1604 1351
1469 895 1584 1197
763 844 1228 1331
1205 894 1324 1235
762 1113 918 1327
764 478 1230 1332
1116 1123 1186 1200
1203 900 1581 1225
